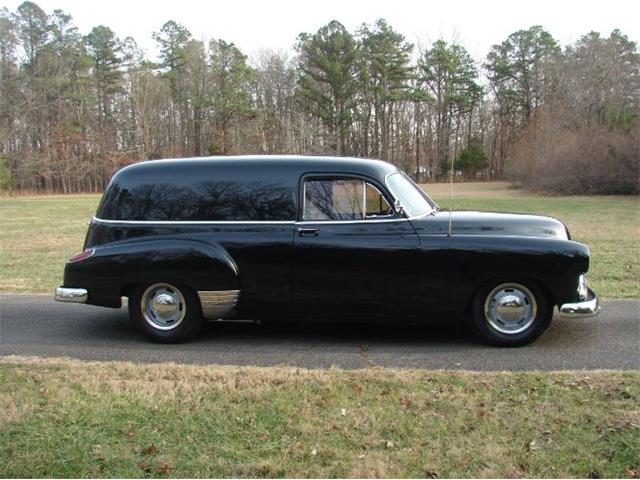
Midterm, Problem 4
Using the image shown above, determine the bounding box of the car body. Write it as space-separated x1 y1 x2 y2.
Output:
55 155 600 345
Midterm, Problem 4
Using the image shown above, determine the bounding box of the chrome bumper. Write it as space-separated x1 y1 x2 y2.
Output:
558 288 601 319
54 286 88 303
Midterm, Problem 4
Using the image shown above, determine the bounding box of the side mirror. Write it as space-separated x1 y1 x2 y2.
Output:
394 199 405 216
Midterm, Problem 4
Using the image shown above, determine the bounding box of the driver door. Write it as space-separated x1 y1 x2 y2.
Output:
293 175 420 318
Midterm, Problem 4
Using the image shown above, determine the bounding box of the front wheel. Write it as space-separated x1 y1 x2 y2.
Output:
471 281 552 347
129 282 203 343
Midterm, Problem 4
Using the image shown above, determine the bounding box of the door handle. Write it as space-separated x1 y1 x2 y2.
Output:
297 227 319 237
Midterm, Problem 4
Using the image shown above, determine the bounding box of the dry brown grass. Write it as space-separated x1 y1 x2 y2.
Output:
421 181 520 198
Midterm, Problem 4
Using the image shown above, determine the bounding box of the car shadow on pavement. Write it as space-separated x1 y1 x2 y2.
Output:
72 305 581 350
72 308 586 349
67 305 479 347
206 319 476 347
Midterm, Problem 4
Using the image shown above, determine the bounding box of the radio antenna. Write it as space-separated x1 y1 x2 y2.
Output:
447 152 454 237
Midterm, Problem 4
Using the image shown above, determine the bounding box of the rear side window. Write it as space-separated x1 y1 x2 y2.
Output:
97 166 298 221
303 178 392 221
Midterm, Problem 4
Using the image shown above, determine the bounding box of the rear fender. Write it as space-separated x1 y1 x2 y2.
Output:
63 238 239 307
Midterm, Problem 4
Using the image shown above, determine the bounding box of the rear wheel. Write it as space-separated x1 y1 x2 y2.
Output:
471 281 552 347
129 282 203 343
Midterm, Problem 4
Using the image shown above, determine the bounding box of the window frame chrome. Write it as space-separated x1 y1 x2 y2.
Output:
384 171 439 219
299 172 400 223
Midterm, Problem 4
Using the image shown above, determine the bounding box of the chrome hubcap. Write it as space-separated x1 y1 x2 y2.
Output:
141 283 185 330
484 283 537 334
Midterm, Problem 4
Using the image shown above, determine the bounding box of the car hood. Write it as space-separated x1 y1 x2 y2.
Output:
410 211 570 239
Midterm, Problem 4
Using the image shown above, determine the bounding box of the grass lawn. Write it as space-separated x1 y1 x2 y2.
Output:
0 182 638 297
0 357 638 478
0 194 98 293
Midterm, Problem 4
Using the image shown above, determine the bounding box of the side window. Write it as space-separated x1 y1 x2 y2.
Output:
365 183 393 217
303 178 392 221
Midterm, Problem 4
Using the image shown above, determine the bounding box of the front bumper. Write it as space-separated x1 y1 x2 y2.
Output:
558 288 601 319
54 286 88 303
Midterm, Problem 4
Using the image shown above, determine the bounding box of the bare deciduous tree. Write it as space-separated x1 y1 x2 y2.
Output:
0 3 637 195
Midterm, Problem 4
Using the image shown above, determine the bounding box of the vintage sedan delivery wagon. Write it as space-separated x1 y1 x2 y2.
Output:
55 156 600 346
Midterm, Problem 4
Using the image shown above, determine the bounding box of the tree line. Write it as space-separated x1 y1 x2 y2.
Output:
0 1 638 194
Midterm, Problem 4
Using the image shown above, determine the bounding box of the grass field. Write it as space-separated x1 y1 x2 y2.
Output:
0 357 638 478
1 183 638 297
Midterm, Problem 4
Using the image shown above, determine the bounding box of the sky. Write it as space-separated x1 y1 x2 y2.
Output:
4 0 639 62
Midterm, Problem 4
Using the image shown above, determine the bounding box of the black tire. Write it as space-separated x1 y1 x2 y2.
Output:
471 280 552 347
128 282 203 343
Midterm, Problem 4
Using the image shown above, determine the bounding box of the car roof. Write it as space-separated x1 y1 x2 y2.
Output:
116 155 399 182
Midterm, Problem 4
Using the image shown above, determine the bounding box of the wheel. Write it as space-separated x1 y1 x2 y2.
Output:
128 282 203 343
471 281 552 347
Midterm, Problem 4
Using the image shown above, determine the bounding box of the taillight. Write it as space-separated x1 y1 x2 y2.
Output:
68 249 95 263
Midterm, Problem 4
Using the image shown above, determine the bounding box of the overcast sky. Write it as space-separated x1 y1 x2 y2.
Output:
5 0 639 62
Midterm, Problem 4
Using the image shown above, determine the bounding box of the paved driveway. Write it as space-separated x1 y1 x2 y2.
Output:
1 295 638 370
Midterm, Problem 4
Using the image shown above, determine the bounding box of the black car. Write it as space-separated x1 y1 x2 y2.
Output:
55 156 600 346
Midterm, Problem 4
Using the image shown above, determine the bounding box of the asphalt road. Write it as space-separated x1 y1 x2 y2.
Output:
0 294 638 370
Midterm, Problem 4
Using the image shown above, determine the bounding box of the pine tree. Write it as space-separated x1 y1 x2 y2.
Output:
85 25 122 119
209 39 253 154
296 20 360 154
357 18 414 159
418 40 482 174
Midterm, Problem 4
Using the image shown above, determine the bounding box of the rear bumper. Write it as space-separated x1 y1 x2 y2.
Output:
558 288 601 319
54 286 88 303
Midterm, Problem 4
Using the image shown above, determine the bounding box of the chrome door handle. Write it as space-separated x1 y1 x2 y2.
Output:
297 227 319 237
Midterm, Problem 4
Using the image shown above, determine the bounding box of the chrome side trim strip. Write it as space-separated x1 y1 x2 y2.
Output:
92 216 295 226
55 287 88 303
93 216 409 226
407 211 433 221
197 289 240 319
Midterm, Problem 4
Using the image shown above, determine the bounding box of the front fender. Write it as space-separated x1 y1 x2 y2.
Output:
63 238 239 307
417 234 590 314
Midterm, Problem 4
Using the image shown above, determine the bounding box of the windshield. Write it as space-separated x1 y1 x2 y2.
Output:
385 171 438 218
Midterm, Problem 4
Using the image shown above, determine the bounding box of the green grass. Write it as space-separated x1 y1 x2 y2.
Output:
0 183 638 297
0 357 638 478
0 194 98 292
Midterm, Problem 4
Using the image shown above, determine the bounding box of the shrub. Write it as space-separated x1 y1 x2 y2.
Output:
507 110 639 195
456 141 488 179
